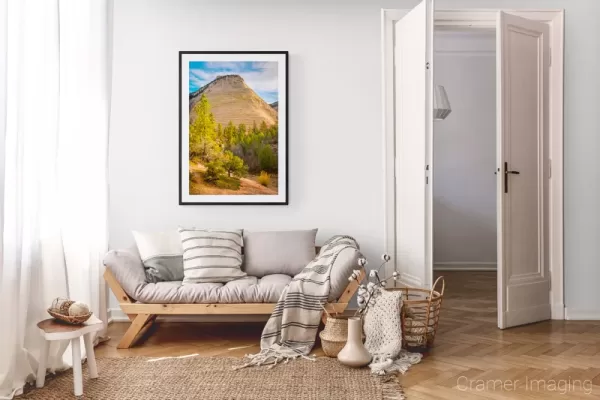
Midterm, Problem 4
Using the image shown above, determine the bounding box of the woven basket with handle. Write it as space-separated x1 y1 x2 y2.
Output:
386 276 445 352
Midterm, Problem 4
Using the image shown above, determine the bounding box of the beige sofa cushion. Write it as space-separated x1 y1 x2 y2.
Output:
132 274 291 304
243 229 317 277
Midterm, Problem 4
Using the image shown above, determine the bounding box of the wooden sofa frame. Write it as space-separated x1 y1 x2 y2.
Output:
104 268 365 349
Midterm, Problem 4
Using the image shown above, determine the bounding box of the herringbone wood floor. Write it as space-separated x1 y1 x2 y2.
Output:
98 271 600 398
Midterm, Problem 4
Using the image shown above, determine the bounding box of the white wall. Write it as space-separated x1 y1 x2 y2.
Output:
108 0 400 310
110 0 600 318
433 31 497 268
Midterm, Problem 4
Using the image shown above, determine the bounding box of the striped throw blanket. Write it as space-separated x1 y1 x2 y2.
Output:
236 235 360 369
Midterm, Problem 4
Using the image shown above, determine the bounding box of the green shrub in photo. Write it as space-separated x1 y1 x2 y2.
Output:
204 160 225 183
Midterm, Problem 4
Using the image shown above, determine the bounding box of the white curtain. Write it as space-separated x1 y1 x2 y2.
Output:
0 1 112 398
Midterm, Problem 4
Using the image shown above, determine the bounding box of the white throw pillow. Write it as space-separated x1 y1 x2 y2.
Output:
179 228 246 284
132 230 184 282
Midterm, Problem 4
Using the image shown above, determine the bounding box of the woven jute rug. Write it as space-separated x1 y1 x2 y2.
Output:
20 356 405 399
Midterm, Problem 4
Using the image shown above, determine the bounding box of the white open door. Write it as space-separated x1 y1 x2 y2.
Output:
497 12 551 329
394 0 434 289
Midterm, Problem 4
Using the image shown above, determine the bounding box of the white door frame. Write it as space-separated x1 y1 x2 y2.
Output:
382 9 565 320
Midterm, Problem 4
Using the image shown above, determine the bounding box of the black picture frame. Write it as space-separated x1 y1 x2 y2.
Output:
179 51 288 205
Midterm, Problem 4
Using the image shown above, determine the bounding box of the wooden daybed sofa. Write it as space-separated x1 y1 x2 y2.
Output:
103 246 364 349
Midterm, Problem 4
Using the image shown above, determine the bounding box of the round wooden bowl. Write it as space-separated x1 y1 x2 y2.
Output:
47 308 92 325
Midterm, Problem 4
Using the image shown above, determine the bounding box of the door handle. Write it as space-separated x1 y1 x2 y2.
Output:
504 162 520 193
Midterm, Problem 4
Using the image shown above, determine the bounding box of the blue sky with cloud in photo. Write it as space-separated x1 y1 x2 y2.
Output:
189 61 278 104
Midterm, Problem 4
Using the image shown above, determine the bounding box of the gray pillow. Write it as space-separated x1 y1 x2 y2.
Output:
243 229 318 277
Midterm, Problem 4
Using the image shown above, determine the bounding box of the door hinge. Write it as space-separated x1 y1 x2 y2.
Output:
425 164 429 184
426 62 430 70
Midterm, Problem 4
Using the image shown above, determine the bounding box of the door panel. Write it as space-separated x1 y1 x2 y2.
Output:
497 12 550 328
394 0 433 289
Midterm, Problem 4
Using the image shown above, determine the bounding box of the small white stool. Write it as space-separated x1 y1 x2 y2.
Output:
36 316 104 397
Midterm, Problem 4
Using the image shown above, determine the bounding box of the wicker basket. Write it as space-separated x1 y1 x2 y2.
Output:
319 315 349 357
47 308 92 325
386 276 445 352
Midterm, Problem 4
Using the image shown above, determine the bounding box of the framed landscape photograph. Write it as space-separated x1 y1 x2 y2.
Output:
179 51 288 205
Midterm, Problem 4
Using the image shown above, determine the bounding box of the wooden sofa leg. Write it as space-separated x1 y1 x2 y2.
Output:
117 314 156 349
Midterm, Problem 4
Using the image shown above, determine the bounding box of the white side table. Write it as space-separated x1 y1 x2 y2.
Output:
36 316 104 397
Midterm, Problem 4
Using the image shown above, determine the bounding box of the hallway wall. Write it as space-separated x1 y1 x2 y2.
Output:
433 31 497 269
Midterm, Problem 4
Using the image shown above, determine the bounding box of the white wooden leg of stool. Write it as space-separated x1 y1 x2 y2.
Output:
83 333 98 379
36 340 49 388
71 338 83 396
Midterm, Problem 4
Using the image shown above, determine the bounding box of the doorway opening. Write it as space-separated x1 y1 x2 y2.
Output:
382 7 565 328
433 28 498 322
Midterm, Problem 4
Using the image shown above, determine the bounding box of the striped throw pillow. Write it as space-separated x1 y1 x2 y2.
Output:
178 228 246 284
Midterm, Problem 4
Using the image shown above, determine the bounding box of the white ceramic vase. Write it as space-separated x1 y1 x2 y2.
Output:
337 316 371 367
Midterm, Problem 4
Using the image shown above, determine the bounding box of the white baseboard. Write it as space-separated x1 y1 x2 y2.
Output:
107 308 114 324
108 308 126 323
565 307 600 320
434 262 497 271
551 303 565 320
